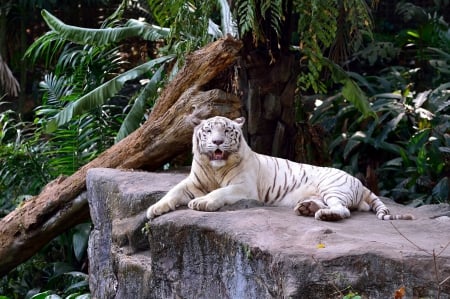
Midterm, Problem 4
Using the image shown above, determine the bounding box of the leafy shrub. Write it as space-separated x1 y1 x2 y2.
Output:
1 1 220 295
0 110 50 216
311 2 450 205
313 72 449 205
0 223 91 298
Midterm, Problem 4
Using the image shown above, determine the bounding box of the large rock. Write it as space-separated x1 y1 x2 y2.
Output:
86 168 450 299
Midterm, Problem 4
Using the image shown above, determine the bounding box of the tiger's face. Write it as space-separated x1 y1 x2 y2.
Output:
194 116 245 168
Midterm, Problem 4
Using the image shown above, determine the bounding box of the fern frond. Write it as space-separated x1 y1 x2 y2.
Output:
39 73 73 106
236 0 257 38
295 0 373 93
148 0 185 27
296 1 336 93
262 0 283 36
344 0 373 52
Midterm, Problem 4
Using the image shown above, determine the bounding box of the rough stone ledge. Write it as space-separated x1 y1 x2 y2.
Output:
86 168 450 299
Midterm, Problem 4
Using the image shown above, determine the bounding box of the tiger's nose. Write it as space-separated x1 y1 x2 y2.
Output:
212 138 224 145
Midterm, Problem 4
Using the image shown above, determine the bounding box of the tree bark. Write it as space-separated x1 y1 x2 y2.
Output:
237 50 298 159
0 35 242 277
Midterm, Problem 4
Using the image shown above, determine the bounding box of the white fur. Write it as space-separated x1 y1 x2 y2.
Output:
146 116 412 221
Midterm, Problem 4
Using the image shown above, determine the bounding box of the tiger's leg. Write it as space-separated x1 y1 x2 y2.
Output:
315 196 351 221
188 184 256 212
295 196 328 217
146 177 204 219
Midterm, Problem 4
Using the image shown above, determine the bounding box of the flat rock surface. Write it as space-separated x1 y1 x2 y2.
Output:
87 168 450 299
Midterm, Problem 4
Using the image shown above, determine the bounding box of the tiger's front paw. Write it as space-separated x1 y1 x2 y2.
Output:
188 197 221 212
146 200 174 219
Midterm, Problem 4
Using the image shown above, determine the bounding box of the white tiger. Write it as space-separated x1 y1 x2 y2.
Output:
146 116 413 221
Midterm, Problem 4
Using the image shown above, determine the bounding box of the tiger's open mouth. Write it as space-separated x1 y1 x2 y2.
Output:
210 149 228 161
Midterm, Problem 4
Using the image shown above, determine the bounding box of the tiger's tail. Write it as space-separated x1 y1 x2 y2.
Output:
377 211 415 220
367 191 414 220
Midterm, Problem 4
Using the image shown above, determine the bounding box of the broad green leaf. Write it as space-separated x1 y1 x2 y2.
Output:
30 291 60 299
46 55 174 131
383 157 403 167
72 223 91 262
344 137 362 160
428 82 450 113
115 63 165 142
432 177 449 202
375 112 405 146
347 71 376 95
375 141 402 154
323 57 375 118
41 10 169 46
408 129 430 154
64 280 89 294
341 78 376 119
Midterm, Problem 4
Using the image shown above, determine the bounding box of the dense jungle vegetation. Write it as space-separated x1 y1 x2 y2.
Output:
0 0 448 297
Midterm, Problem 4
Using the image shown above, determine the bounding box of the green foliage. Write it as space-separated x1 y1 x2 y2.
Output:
342 292 362 299
235 0 283 41
352 41 400 67
313 73 449 205
311 2 450 205
2 0 448 296
45 54 173 131
296 0 339 92
28 272 90 299
236 0 257 38
40 9 169 46
294 0 373 93
28 40 127 175
2 2 234 295
0 110 49 216
115 63 165 142
148 0 222 57
323 58 376 119
232 0 376 116
0 223 91 298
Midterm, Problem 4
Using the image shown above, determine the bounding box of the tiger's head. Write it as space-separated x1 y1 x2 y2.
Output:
193 116 246 168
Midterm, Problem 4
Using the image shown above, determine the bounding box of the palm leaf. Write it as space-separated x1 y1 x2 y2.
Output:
41 9 170 46
115 63 165 142
341 78 375 119
46 55 175 132
39 73 73 105
24 31 67 67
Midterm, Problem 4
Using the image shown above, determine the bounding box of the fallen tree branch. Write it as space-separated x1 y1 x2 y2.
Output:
0 35 242 276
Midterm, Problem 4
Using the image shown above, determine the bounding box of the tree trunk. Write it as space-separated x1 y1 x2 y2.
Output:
237 49 298 160
0 35 242 277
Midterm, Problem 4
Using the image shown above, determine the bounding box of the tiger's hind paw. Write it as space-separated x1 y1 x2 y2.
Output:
295 198 324 217
314 207 350 221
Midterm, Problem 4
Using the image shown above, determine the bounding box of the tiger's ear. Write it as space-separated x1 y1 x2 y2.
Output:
233 117 245 127
188 115 203 127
